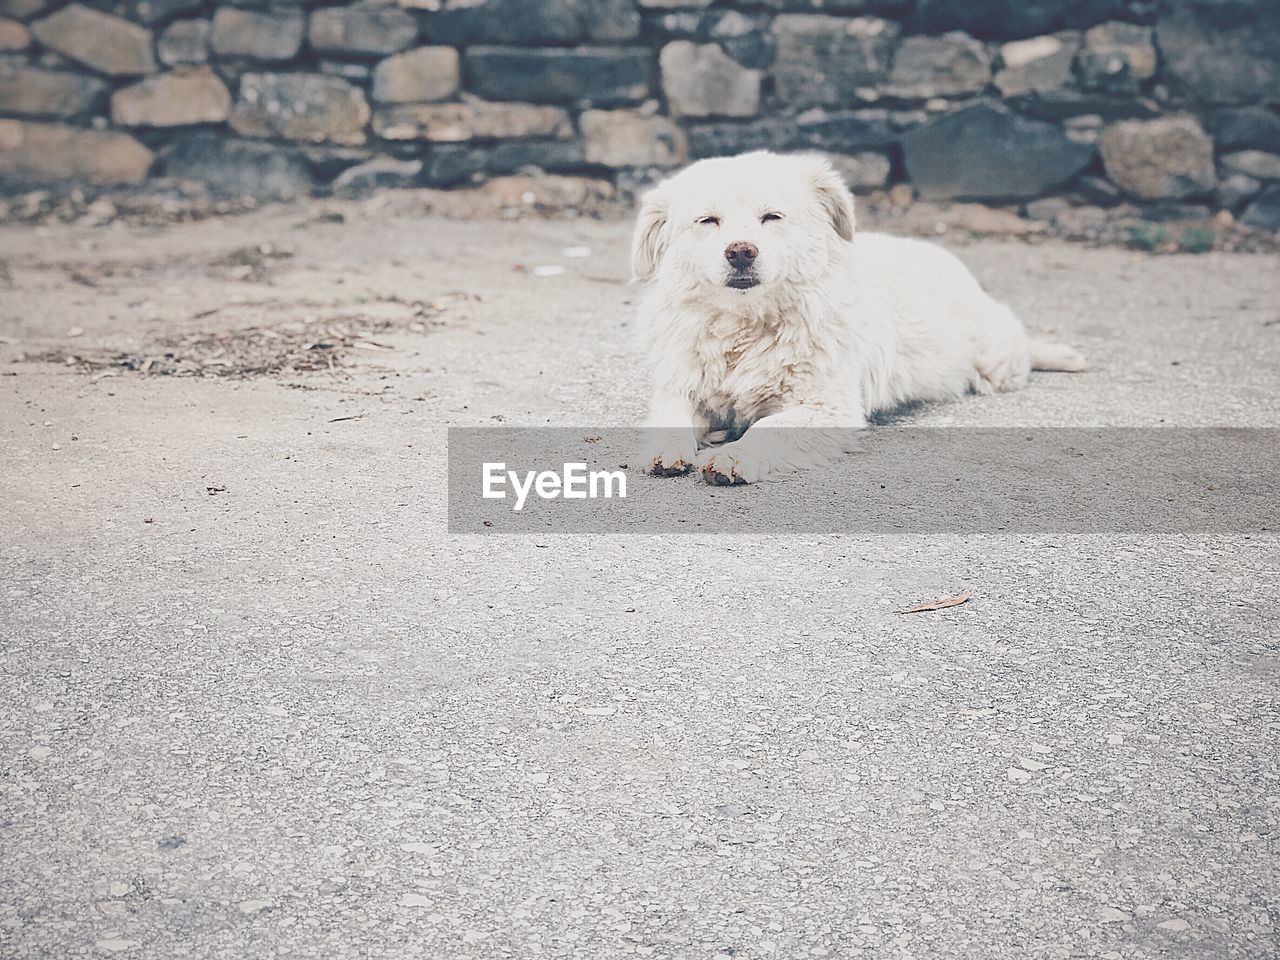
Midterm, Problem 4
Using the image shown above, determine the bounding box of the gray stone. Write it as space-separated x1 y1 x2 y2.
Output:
0 119 153 184
994 33 1078 97
297 144 372 182
162 132 313 199
1098 115 1216 200
585 0 642 42
332 156 422 196
1210 108 1280 154
685 110 897 160
0 62 107 117
127 0 201 26
885 32 991 99
157 19 209 66
1241 185 1280 230
579 109 685 168
822 151 891 191
659 41 761 119
1156 0 1280 105
308 7 418 56
0 0 51 19
487 138 589 175
422 0 637 45
211 9 303 62
1018 91 1160 122
901 103 1095 201
1077 21 1156 93
111 66 231 127
1220 150 1280 182
1216 173 1262 211
706 10 773 70
372 47 459 104
464 47 652 106
686 116 796 158
1075 174 1124 205
0 16 28 50
795 109 899 151
31 4 156 77
421 144 486 187
372 102 572 142
771 15 899 108
912 0 1128 39
231 73 370 146
319 60 371 83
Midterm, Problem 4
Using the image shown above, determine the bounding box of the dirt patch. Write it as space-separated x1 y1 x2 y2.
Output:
28 302 457 379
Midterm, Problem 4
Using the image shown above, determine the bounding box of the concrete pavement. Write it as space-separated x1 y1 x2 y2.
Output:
1 200 1277 959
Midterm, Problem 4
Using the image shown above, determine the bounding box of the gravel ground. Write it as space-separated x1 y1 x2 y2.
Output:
1 199 1278 960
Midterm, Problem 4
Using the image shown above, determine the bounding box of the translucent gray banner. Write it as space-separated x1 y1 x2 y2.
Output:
447 428 1279 535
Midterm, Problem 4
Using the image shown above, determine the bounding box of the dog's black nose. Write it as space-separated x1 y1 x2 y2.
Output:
724 241 758 269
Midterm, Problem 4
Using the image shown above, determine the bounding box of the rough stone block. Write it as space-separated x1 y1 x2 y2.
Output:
706 10 773 70
332 155 422 196
487 138 589 174
1240 185 1280 230
1077 21 1155 93
31 4 156 76
0 119 153 184
994 33 1078 97
372 102 572 142
660 41 761 119
1216 173 1262 211
309 7 418 57
1156 0 1280 105
885 32 991 99
822 151 892 191
162 131 313 199
770 15 899 108
0 62 107 117
0 16 28 50
211 9 303 62
0 0 52 19
1099 115 1216 200
158 19 210 66
231 73 371 146
464 47 653 106
902 103 1095 201
111 66 231 128
912 0 1128 40
371 47 459 104
1220 150 1280 182
579 109 685 167
1209 107 1280 154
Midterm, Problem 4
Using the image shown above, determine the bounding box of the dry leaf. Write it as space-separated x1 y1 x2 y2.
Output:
897 590 973 615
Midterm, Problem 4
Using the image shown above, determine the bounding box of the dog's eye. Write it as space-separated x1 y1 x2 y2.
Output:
761 212 783 223
696 215 720 226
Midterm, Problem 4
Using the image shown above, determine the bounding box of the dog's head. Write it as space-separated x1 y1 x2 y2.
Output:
630 152 855 299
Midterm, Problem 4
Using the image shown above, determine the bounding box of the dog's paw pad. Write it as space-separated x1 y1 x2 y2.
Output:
698 454 750 485
647 456 692 477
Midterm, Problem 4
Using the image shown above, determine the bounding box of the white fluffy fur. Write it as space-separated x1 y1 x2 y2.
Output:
632 151 1086 484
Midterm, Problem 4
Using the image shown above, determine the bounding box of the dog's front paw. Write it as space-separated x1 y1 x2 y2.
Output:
696 444 761 485
643 432 697 477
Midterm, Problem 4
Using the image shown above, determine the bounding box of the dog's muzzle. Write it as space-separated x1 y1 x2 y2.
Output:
724 241 760 289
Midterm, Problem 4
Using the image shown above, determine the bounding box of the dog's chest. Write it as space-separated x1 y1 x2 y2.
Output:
688 312 810 421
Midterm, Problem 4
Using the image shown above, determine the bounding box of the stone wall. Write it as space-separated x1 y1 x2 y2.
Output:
1 0 1278 228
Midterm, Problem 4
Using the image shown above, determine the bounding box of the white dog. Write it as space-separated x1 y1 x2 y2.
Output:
632 151 1086 484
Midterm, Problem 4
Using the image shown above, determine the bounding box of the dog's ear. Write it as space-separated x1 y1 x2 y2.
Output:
631 186 669 281
810 158 855 242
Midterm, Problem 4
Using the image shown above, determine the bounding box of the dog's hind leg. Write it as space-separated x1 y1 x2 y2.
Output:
1028 337 1088 372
